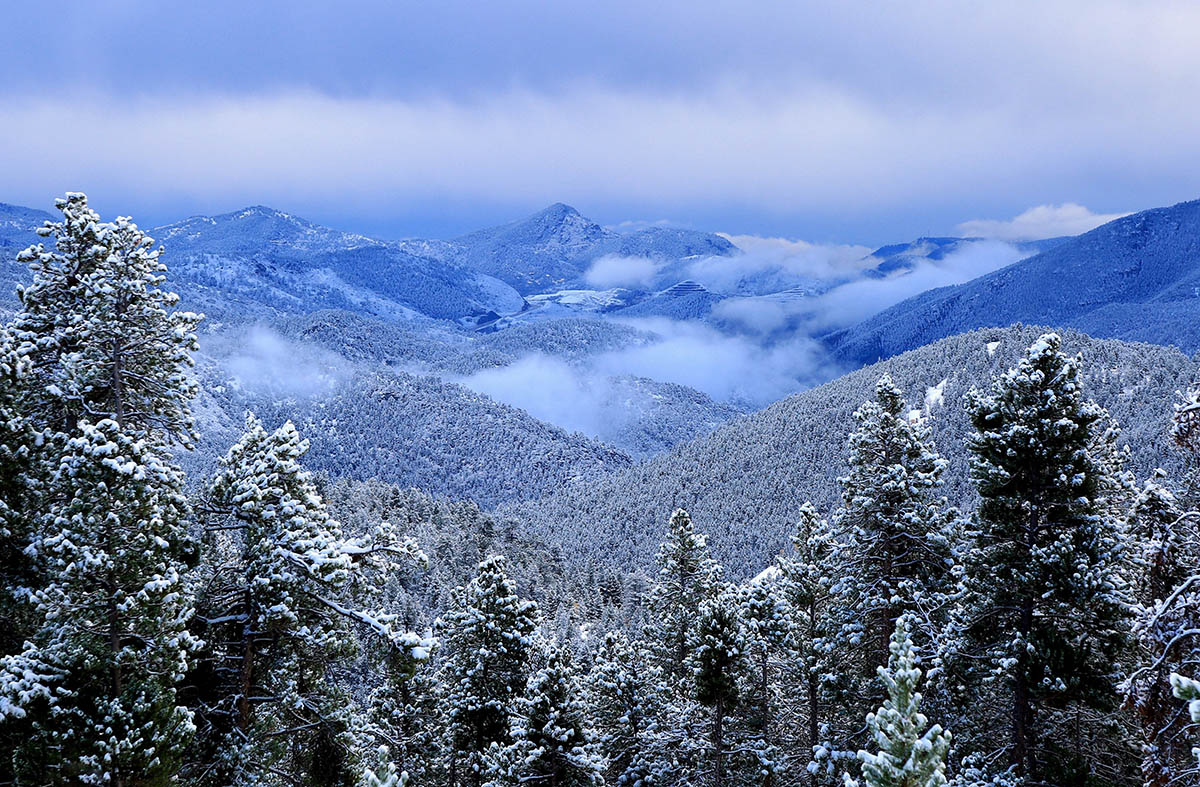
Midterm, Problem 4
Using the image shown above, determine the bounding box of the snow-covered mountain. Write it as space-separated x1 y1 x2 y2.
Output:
409 203 738 295
153 206 526 324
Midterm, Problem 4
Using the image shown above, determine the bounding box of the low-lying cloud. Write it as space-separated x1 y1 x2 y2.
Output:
584 254 660 289
804 240 1027 332
210 326 353 397
687 236 873 295
956 203 1130 241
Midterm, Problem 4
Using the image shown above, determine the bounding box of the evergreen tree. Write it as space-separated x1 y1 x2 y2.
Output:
1 421 200 785
584 630 666 786
9 192 200 446
947 333 1133 781
360 745 407 787
829 375 958 683
739 564 792 774
0 194 202 785
688 587 747 787
370 659 442 787
484 646 603 787
645 509 722 681
0 327 38 782
187 414 429 785
1123 471 1200 787
439 555 539 787
778 502 843 785
846 615 950 787
1168 674 1200 769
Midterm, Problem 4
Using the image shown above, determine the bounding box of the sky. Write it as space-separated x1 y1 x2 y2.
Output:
2 0 1198 244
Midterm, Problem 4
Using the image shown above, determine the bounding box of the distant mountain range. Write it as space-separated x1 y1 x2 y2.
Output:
827 198 1200 365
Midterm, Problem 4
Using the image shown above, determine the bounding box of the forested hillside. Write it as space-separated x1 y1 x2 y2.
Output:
508 325 1198 575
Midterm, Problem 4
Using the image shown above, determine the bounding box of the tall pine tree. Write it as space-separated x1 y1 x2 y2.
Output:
947 333 1132 781
830 374 958 675
439 555 539 787
644 509 722 682
187 414 429 785
0 193 202 785
484 646 603 787
846 615 950 787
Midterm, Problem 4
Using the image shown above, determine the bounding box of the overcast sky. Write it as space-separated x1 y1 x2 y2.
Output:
2 0 1197 243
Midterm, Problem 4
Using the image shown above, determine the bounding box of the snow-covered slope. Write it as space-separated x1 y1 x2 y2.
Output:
827 198 1200 365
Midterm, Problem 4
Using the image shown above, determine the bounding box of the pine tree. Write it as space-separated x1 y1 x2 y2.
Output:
689 587 747 787
0 326 37 661
1168 674 1200 769
370 659 442 786
948 333 1133 781
777 502 843 785
739 564 792 773
9 192 200 446
360 745 407 787
830 375 958 686
645 509 722 681
846 615 950 787
439 555 539 787
0 194 202 785
584 630 666 786
484 646 603 787
187 414 429 785
1123 471 1200 787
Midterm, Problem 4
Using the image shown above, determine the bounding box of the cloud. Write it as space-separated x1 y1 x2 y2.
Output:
686 236 873 296
803 240 1027 332
584 255 660 289
0 78 1195 242
210 326 352 397
956 203 1131 241
597 318 833 406
711 297 792 334
459 354 616 437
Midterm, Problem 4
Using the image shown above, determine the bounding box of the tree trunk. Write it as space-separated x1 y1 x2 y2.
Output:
237 589 254 732
807 662 820 787
713 698 725 787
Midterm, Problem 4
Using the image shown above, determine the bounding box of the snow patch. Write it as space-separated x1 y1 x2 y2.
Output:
924 378 947 412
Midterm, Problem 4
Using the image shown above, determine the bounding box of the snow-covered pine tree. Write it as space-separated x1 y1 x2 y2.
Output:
439 555 539 787
829 375 958 689
584 630 666 786
949 333 1133 782
369 658 442 786
187 414 429 786
1123 471 1200 787
644 508 722 681
0 326 36 660
9 192 200 447
739 563 792 772
2 420 200 785
1169 674 1200 769
0 194 202 785
845 615 950 787
484 646 603 787
777 502 843 785
689 586 747 787
360 745 407 787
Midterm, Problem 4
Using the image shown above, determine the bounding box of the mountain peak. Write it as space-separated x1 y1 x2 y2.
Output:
542 201 578 214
